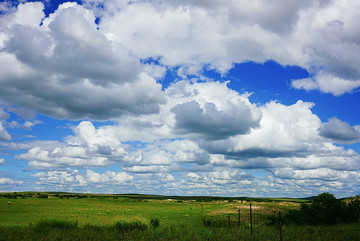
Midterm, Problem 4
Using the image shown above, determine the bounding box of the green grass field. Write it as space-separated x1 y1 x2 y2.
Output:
0 192 359 240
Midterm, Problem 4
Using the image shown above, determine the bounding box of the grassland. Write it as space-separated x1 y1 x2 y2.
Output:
0 192 359 240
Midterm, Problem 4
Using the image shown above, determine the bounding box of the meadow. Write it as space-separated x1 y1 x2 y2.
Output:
0 192 359 240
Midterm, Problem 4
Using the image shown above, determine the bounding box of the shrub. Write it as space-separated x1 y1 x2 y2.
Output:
202 218 227 227
38 194 48 199
150 218 160 228
4 193 17 199
342 196 360 223
284 192 360 225
34 220 78 232
114 221 148 232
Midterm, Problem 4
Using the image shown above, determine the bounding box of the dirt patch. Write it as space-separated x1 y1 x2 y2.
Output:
209 205 264 215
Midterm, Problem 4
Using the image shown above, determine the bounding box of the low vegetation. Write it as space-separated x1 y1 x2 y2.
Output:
285 193 360 225
0 192 359 240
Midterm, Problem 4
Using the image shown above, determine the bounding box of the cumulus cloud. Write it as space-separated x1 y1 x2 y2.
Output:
0 158 4 165
271 168 360 181
319 117 360 143
210 170 253 185
172 100 259 140
205 100 321 158
28 166 357 197
0 2 13 15
0 2 164 120
12 78 360 197
206 100 360 175
167 81 261 140
0 109 9 120
0 122 11 141
32 169 86 185
0 177 23 185
85 0 360 95
0 109 10 141
292 72 360 96
14 2 44 26
17 121 127 168
30 169 133 193
86 170 133 184
0 0 359 125
3 0 360 196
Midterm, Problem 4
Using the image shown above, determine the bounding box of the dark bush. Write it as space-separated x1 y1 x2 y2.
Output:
38 194 48 199
114 221 148 232
4 193 17 199
342 196 360 223
34 220 78 232
150 218 160 228
202 218 227 227
284 193 360 225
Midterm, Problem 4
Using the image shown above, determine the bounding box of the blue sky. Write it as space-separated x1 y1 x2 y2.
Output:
0 0 360 197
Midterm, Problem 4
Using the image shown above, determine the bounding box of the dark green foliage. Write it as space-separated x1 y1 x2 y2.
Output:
34 220 78 232
202 218 227 227
1 222 360 241
3 193 17 199
342 195 360 223
37 194 48 199
150 218 160 228
114 221 148 231
284 192 360 225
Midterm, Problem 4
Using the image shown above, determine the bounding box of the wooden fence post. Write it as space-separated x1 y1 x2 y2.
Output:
250 202 253 236
238 208 240 227
279 211 283 241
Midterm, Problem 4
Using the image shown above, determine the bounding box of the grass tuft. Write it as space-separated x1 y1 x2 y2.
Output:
34 220 78 232
114 221 148 231
150 218 160 228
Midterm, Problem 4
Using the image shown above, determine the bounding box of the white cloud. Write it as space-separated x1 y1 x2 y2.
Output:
319 117 360 143
23 121 37 129
14 2 44 27
0 109 11 141
167 80 261 140
32 169 86 185
292 72 360 96
142 62 167 79
2 0 360 196
0 158 4 165
32 169 133 189
17 121 127 168
272 168 360 181
1 0 359 127
210 100 321 156
86 170 133 184
91 0 360 95
0 2 13 14
0 177 23 185
12 78 360 196
0 122 11 141
0 2 165 120
0 109 9 120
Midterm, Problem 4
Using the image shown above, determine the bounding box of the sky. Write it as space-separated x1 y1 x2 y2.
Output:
0 0 360 198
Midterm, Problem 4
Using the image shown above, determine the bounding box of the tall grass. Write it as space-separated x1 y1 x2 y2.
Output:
33 220 78 231
0 193 359 240
0 221 359 240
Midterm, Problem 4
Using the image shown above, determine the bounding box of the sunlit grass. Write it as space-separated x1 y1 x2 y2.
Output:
0 193 359 240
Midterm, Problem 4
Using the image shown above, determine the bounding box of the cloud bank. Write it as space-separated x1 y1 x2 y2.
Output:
0 1 360 197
